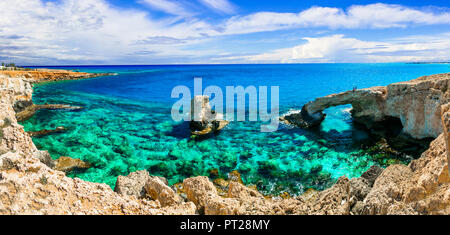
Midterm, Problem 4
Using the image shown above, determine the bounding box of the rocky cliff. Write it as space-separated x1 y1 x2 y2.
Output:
0 70 117 83
0 72 449 214
283 73 450 139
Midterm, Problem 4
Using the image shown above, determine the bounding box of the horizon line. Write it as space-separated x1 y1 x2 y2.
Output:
20 62 450 67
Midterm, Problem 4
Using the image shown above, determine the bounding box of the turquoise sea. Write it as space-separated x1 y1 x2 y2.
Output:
22 64 450 195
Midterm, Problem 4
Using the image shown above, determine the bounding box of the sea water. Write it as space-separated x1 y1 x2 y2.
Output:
22 64 450 195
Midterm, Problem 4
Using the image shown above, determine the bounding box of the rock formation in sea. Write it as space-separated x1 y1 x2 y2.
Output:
27 126 67 138
190 95 229 137
0 71 449 214
282 73 450 139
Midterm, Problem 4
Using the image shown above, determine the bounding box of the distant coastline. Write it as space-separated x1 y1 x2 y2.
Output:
406 62 450 64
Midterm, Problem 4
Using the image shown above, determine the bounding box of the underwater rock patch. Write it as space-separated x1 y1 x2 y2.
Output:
54 156 91 173
28 126 67 138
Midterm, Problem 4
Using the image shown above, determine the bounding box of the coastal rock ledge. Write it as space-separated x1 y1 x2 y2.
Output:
282 73 450 139
1 72 449 214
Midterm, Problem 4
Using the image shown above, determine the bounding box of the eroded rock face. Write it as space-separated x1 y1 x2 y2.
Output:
359 134 450 215
361 165 384 186
0 75 33 113
183 176 218 213
115 170 150 199
0 75 196 215
283 73 450 139
145 176 183 207
361 164 414 215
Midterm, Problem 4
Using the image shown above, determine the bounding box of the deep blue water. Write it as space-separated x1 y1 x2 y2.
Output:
22 64 450 195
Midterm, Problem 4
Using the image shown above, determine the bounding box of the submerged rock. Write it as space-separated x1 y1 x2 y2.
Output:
280 107 325 129
54 156 91 173
28 126 67 138
228 170 244 184
16 104 83 122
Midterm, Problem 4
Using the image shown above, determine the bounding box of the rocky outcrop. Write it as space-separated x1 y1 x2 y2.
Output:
283 73 450 139
145 176 183 207
115 170 151 199
1 72 85 123
0 72 196 215
357 133 450 215
0 70 117 83
190 95 229 137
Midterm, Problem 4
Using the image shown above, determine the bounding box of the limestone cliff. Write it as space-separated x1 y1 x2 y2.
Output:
283 73 450 139
0 70 116 83
0 74 196 214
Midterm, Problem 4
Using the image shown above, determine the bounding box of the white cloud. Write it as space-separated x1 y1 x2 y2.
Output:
139 0 192 17
0 1 449 64
226 34 450 63
198 0 235 14
222 3 450 35
0 0 216 64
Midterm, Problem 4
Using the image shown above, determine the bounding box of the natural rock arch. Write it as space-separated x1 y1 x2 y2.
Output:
282 73 450 139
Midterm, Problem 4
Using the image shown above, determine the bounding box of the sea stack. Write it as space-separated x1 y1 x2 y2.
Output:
190 95 229 136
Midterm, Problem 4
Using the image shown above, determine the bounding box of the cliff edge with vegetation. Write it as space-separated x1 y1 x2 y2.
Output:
0 71 449 214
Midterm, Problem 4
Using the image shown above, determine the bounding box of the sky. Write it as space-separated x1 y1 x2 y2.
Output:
0 0 449 65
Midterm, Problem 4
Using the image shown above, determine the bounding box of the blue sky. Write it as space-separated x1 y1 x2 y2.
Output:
0 0 449 65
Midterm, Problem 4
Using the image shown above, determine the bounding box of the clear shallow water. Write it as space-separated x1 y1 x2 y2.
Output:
22 64 450 195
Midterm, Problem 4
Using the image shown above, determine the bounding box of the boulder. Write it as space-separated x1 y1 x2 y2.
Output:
114 170 150 199
205 197 240 215
145 176 182 207
183 176 218 212
33 150 55 168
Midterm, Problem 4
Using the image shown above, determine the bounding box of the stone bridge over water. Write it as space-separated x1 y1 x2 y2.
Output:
282 73 450 139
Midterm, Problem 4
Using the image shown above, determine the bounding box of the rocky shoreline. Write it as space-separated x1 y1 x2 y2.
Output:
0 70 449 214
